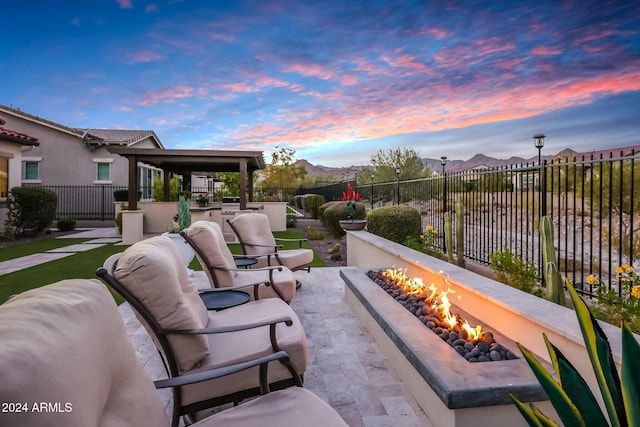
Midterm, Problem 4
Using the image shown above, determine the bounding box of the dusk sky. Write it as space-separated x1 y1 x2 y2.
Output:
2 0 639 166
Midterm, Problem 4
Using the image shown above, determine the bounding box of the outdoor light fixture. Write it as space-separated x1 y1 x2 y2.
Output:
533 134 545 166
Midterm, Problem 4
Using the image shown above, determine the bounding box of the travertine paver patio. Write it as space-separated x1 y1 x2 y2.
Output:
119 267 433 427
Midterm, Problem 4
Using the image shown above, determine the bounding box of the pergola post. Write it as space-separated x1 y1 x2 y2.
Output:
239 158 247 210
128 155 138 210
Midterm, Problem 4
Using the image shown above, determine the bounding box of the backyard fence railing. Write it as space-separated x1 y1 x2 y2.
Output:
299 150 640 298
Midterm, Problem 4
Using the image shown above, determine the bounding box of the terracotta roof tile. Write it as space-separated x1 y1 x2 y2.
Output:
0 126 39 145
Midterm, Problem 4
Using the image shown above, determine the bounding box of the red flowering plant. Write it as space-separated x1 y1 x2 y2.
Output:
342 183 361 219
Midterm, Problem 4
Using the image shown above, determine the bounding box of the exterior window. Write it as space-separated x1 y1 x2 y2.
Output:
0 157 8 198
97 163 110 181
25 162 39 180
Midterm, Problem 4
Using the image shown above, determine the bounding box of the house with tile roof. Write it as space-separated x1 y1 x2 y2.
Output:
0 104 166 221
0 114 40 227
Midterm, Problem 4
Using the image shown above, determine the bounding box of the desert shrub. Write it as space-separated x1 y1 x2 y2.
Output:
318 201 341 226
305 226 325 240
286 213 298 228
56 218 77 232
489 248 541 296
5 186 57 236
324 201 366 236
305 194 325 219
366 205 421 243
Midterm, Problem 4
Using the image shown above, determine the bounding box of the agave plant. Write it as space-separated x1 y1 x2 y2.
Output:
510 279 640 427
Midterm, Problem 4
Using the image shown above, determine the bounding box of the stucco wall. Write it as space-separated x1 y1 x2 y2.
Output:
0 142 25 227
0 112 157 186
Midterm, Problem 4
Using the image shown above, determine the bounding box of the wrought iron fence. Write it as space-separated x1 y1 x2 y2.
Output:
299 150 640 297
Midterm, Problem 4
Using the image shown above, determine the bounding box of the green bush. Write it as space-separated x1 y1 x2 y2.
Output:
305 194 325 219
324 201 366 236
5 187 58 236
318 201 341 226
489 248 541 296
286 214 298 228
56 218 77 232
305 226 325 240
366 205 421 243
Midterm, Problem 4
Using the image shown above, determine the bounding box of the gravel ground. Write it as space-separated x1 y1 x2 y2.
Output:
293 218 347 267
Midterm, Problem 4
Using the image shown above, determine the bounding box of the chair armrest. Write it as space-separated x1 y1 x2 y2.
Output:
160 315 293 335
154 351 301 391
275 237 308 248
162 316 294 354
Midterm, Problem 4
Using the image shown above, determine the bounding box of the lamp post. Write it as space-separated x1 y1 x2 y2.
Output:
440 156 448 213
533 133 546 217
395 167 401 205
370 173 375 210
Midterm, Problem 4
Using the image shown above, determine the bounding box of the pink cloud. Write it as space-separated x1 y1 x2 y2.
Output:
145 3 158 13
282 63 335 80
223 69 640 152
126 51 166 64
116 0 133 9
532 46 564 55
139 86 194 106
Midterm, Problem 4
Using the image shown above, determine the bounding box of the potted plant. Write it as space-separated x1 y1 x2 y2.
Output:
196 193 209 207
339 183 366 230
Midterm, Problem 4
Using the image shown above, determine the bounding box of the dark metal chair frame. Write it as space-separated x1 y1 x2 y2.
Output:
96 266 303 427
180 230 289 302
226 218 312 274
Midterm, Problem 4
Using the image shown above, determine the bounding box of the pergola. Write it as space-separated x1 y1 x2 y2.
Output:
106 147 265 210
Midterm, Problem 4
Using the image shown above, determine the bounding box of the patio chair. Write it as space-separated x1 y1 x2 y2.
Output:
95 235 308 424
182 221 297 303
0 279 348 427
227 213 313 285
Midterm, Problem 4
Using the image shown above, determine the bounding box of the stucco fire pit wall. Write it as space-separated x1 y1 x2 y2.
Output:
344 230 631 425
342 268 552 427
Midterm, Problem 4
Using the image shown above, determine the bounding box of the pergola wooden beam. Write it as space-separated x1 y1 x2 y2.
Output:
107 147 265 210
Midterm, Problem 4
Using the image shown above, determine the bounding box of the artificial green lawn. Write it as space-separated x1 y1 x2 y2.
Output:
0 229 325 304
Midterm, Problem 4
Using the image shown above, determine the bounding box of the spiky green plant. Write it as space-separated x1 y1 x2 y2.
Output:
510 279 640 427
540 216 566 306
444 212 454 263
177 195 191 230
456 198 465 267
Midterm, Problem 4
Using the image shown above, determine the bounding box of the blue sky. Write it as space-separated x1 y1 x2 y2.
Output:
2 0 639 166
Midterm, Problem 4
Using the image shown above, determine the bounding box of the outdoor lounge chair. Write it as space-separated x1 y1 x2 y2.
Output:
182 220 297 303
227 213 313 281
0 279 348 427
95 235 308 425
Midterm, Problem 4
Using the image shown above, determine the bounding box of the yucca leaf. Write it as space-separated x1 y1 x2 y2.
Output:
544 335 609 426
531 404 563 427
567 280 625 427
517 342 586 427
621 322 640 425
510 395 546 427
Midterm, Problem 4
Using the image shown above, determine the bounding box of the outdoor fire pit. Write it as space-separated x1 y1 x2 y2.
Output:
367 268 518 362
341 268 551 427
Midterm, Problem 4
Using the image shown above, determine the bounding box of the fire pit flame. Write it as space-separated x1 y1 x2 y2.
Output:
381 268 484 342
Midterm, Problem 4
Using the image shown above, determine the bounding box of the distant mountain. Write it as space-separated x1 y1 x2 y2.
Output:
296 145 635 178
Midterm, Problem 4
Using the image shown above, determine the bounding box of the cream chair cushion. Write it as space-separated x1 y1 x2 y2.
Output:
115 235 210 372
230 213 313 270
192 388 349 427
180 297 308 406
0 279 169 427
187 221 296 302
